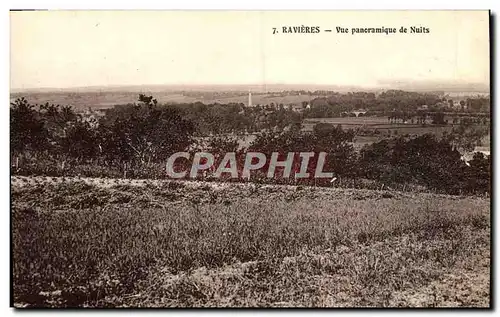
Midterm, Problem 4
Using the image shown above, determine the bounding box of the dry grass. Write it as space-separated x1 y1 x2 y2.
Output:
11 177 490 308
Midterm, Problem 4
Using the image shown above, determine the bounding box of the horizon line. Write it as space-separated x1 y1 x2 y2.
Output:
10 81 491 94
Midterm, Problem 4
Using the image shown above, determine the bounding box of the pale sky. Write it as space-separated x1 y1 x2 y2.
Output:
10 11 490 90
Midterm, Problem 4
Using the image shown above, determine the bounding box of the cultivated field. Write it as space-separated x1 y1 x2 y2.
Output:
12 176 490 308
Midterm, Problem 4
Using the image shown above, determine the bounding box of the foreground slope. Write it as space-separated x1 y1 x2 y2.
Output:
11 176 490 307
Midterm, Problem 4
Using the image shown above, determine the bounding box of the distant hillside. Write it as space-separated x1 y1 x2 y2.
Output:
10 82 489 111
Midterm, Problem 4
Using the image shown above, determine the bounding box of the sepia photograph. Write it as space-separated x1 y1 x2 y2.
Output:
10 10 491 308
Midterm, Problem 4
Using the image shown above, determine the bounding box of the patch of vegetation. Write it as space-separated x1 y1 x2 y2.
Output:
10 94 490 196
12 181 490 307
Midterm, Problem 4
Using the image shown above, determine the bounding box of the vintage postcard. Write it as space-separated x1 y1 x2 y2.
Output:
10 10 490 308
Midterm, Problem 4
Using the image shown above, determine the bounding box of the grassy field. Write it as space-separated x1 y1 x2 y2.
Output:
304 117 491 153
303 117 457 135
12 176 490 307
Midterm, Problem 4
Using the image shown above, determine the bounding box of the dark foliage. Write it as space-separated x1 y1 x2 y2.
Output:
359 134 489 194
10 94 490 195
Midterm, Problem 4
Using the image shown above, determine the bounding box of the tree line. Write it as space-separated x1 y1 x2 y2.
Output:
304 90 490 118
10 95 490 195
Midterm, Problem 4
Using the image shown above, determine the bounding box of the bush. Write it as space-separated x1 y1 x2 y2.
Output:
359 134 489 195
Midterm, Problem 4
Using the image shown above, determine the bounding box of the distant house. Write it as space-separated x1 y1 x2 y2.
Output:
454 101 468 110
417 105 428 111
289 104 304 113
